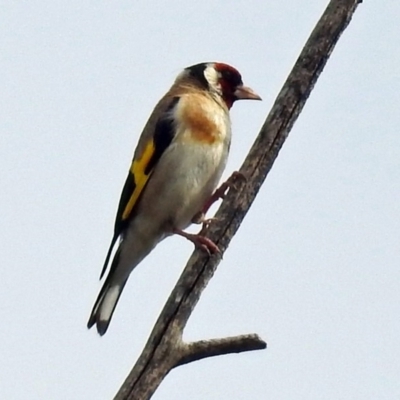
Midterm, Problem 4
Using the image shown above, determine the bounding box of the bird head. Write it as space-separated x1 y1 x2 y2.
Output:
179 62 261 109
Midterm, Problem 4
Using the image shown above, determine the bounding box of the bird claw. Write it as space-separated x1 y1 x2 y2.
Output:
199 171 247 216
229 170 247 185
190 171 246 230
224 171 247 193
191 234 220 255
173 228 220 255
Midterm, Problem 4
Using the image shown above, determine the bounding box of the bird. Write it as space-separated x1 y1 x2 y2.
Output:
87 62 261 335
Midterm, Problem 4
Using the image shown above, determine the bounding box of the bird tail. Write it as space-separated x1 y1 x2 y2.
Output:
87 276 128 336
88 226 162 335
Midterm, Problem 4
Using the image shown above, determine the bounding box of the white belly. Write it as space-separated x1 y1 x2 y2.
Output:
136 139 229 234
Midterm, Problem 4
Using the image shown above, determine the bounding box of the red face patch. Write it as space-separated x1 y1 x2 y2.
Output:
214 63 243 108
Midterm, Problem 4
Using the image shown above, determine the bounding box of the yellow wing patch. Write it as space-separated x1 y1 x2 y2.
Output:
121 140 155 220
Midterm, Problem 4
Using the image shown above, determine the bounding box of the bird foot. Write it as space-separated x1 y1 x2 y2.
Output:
173 228 220 255
193 171 246 222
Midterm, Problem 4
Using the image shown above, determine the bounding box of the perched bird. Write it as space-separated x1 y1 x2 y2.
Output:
87 62 261 335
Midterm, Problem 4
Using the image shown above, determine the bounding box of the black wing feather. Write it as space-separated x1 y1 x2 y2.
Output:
99 96 179 280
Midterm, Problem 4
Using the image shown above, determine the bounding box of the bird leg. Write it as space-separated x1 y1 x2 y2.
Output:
173 228 220 255
191 171 246 225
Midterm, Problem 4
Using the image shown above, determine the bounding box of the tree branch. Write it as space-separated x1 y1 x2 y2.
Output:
176 335 267 367
114 1 362 399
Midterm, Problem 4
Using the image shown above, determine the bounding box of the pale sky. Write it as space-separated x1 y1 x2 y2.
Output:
1 1 399 399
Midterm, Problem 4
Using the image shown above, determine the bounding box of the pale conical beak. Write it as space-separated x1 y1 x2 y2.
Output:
234 85 262 101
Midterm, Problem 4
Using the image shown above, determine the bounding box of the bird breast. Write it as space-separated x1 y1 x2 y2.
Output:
135 92 231 235
176 91 231 146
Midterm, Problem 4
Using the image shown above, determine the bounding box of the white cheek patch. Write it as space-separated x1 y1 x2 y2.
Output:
204 65 221 93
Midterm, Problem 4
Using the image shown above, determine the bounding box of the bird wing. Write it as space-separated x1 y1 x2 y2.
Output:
100 96 180 279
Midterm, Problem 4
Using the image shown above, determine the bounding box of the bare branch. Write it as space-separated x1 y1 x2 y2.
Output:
176 335 267 367
114 1 362 399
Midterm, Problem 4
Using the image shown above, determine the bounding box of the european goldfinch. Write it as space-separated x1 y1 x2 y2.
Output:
88 62 261 335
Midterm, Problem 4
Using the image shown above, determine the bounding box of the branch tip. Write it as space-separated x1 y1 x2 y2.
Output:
176 334 267 367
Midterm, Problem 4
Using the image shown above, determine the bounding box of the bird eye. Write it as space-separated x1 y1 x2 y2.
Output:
222 70 233 80
220 69 241 86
